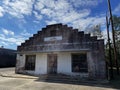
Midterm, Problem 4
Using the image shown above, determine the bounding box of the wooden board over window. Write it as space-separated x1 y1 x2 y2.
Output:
25 55 36 71
72 53 88 73
47 54 57 74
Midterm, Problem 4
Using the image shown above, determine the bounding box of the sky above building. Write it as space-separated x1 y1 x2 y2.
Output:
0 0 120 50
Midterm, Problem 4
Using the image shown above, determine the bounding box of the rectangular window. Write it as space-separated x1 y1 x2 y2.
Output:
72 53 88 73
25 55 36 70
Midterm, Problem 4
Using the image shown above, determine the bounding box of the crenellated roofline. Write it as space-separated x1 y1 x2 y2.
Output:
17 23 104 52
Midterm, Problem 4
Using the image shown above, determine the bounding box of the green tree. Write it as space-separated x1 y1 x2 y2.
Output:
113 15 120 65
113 16 120 43
105 16 120 67
85 24 103 39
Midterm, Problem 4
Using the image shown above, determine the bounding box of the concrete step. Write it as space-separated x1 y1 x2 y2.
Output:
38 74 109 84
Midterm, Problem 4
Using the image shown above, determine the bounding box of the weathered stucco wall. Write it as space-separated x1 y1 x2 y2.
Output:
16 49 106 79
16 50 106 79
16 24 106 79
35 53 47 74
57 52 71 75
16 54 25 73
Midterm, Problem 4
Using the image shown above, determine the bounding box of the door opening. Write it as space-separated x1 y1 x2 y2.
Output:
47 54 57 74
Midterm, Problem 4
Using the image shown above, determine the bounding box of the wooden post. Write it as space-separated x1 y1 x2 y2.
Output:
107 0 119 75
106 15 114 79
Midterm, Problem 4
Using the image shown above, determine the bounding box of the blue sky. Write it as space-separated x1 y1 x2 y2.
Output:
0 0 120 50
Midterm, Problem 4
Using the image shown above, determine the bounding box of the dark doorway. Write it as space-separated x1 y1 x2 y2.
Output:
47 54 57 74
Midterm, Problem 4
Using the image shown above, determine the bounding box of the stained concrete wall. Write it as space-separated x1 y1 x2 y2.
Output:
16 24 106 79
16 54 25 73
16 50 106 79
57 52 88 77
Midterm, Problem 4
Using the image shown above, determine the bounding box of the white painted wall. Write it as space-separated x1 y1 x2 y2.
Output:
16 54 25 68
57 52 71 75
35 53 47 75
35 52 72 75
57 52 88 77
17 52 88 77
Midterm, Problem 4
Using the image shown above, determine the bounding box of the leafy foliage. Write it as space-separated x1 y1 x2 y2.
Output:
113 16 120 52
106 15 120 65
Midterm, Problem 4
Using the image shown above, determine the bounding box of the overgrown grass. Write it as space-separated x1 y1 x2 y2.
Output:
108 68 120 89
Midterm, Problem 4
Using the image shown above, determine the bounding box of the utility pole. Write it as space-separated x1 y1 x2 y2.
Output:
106 15 114 79
107 0 119 74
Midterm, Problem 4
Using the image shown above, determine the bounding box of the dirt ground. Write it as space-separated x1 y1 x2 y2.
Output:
0 68 117 90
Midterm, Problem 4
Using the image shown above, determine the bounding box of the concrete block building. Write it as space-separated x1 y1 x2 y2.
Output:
0 47 16 67
16 23 106 79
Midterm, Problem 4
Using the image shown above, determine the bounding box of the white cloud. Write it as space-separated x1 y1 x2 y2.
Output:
0 34 5 38
102 29 112 44
61 10 90 23
33 11 42 20
34 1 44 10
0 0 105 30
0 6 4 17
0 35 24 46
34 0 105 31
72 16 105 31
0 0 107 49
46 20 58 25
33 20 40 23
41 8 55 17
0 29 32 49
1 41 9 46
2 28 14 36
68 0 103 8
113 3 120 15
20 30 32 37
2 0 35 18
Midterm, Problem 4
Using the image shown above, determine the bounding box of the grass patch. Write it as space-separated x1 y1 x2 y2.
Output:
109 74 120 89
107 68 120 89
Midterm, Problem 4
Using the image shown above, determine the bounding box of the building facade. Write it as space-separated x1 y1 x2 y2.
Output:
0 48 16 67
16 24 106 79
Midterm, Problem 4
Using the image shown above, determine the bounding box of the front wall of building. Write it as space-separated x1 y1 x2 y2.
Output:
35 53 47 74
57 52 71 75
16 24 106 79
16 54 25 73
16 51 106 79
16 51 90 77
57 52 89 77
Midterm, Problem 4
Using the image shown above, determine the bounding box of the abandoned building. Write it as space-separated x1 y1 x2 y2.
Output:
16 23 106 79
0 47 16 68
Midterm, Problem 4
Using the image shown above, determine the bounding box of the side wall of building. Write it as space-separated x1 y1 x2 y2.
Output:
16 54 25 73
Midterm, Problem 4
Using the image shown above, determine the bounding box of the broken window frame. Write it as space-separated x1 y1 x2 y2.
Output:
72 53 88 73
25 55 36 71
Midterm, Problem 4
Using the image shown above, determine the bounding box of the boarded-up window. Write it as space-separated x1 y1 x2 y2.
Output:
25 55 36 70
72 54 88 72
